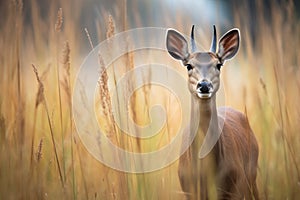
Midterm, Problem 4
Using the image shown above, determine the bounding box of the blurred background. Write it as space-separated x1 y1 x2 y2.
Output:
0 0 300 199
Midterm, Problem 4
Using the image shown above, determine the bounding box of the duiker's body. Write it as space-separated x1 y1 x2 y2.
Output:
166 26 259 199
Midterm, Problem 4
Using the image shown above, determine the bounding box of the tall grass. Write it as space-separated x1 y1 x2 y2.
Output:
0 0 299 199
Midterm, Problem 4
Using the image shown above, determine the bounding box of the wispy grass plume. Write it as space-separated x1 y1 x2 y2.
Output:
32 64 64 187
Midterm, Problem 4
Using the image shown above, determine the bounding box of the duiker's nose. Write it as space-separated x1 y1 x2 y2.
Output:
197 81 213 93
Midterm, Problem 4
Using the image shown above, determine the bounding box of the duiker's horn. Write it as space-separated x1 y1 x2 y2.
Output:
210 25 217 53
191 25 197 52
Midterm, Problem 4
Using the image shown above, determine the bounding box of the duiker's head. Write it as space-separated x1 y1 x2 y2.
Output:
166 25 240 99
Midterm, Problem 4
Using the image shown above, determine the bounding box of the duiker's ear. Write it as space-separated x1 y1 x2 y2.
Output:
217 28 240 62
166 29 189 61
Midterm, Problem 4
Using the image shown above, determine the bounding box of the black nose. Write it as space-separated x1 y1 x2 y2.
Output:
197 81 212 93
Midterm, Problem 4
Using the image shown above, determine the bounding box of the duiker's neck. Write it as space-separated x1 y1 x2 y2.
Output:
192 95 218 132
190 95 219 157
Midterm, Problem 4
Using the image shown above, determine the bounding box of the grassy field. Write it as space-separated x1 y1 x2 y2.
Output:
0 0 300 199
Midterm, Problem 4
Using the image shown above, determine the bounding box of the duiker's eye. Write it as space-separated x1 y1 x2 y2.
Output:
216 63 222 70
186 64 193 71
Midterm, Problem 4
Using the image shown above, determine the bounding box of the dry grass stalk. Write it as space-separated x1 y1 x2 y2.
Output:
36 138 43 162
32 64 64 187
61 42 70 74
54 7 66 183
105 14 119 133
97 54 116 196
32 64 45 108
13 0 25 152
126 50 140 149
55 8 63 32
84 28 94 49
273 63 300 183
60 40 77 199
98 41 128 197
98 53 117 143
106 14 115 39
31 64 45 168
61 41 71 104
30 64 50 168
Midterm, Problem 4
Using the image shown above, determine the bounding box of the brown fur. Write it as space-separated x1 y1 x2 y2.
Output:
178 107 259 200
